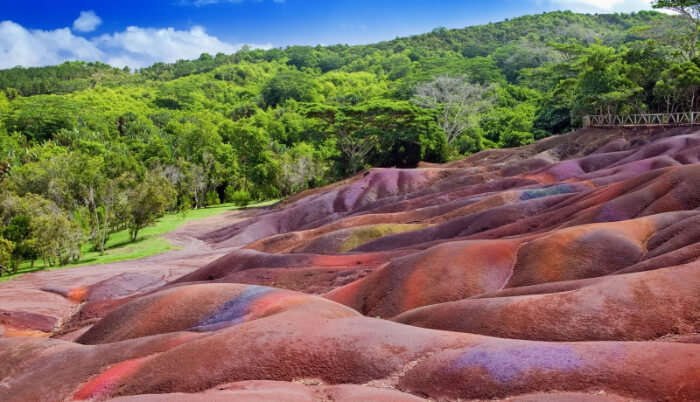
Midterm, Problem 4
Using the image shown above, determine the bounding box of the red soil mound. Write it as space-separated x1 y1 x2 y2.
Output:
2 314 698 401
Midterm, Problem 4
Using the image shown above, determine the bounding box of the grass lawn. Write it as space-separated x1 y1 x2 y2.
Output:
0 200 277 282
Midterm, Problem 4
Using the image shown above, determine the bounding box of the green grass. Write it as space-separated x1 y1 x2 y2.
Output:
0 200 277 282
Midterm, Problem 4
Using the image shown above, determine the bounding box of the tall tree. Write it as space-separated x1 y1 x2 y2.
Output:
0 236 14 276
124 171 176 242
653 0 700 58
305 100 445 173
413 75 495 146
572 44 642 116
654 60 700 112
3 215 38 268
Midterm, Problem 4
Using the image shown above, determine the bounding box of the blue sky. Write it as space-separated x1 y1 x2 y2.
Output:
0 0 659 69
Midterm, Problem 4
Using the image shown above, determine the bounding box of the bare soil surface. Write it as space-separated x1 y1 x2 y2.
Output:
0 208 260 329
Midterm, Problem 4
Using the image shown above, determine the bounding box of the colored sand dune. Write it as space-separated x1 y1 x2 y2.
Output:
2 127 700 401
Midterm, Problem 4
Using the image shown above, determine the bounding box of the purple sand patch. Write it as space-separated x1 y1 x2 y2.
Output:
453 344 584 382
190 286 276 332
596 202 629 222
545 161 586 181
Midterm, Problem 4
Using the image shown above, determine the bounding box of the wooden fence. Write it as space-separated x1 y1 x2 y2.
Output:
583 112 699 128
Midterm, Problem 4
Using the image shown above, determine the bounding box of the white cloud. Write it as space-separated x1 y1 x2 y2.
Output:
543 0 658 13
95 26 242 67
0 21 103 69
0 20 270 69
73 10 102 33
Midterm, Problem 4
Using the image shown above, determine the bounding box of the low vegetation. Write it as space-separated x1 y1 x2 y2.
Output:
0 201 275 280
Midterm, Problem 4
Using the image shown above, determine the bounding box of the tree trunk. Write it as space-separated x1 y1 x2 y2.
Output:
130 227 140 242
691 91 696 112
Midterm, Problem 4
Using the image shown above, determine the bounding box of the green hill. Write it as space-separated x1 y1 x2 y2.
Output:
0 11 673 94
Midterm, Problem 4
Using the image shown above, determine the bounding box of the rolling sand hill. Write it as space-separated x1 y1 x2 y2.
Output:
2 127 700 401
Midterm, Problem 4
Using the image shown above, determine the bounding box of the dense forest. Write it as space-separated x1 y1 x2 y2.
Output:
1 2 699 272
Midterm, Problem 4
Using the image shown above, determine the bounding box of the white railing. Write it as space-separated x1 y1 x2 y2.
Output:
583 112 699 128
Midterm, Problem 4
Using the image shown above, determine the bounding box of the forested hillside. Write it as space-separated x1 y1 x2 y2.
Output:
1 7 698 272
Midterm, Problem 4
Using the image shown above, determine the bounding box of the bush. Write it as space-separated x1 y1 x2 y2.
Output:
455 126 485 155
205 190 220 206
178 197 192 218
500 130 534 147
230 190 252 207
223 185 236 203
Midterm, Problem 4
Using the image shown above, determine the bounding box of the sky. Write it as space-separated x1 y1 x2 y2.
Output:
0 0 662 69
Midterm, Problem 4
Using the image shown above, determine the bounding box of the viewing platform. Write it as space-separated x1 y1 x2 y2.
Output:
584 112 700 128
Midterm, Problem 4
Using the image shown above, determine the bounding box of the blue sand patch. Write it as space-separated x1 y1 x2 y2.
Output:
520 184 579 201
190 286 275 332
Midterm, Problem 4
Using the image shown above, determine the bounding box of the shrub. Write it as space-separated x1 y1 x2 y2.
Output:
231 190 252 207
205 190 220 206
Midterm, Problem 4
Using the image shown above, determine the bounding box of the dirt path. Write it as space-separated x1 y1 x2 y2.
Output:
0 208 259 328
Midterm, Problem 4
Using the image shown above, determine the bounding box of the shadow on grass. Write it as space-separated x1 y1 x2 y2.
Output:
0 236 156 282
3 265 45 276
0 260 66 279
105 236 150 250
0 200 278 283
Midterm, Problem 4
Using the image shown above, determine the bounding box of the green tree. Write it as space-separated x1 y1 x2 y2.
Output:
32 212 83 266
0 236 14 276
4 96 81 141
480 104 536 148
3 215 38 268
571 44 642 116
654 60 700 112
306 100 446 173
320 72 389 106
286 46 319 70
124 171 176 242
0 193 84 267
0 91 8 117
493 42 560 83
318 52 345 73
261 71 319 108
220 119 278 198
653 1 700 58
278 142 334 195
413 75 495 146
